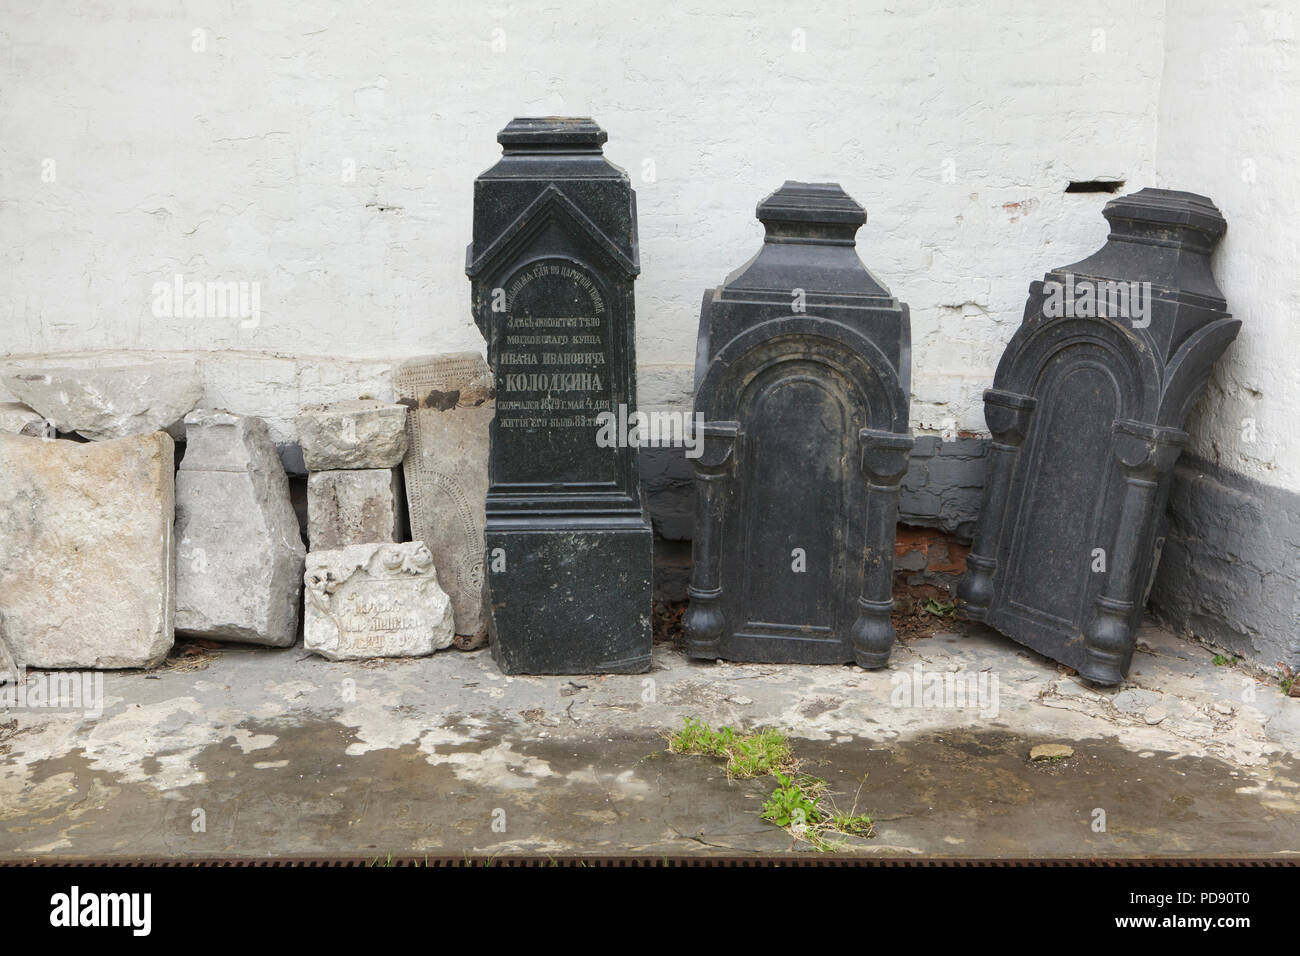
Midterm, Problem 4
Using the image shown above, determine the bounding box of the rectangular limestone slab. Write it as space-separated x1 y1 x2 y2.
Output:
0 432 175 668
307 468 405 550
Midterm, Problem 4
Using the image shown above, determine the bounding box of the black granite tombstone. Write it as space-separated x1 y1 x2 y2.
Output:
467 117 653 674
958 188 1239 684
683 182 914 666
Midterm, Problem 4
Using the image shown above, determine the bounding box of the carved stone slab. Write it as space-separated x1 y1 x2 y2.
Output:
0 431 175 668
303 542 454 660
175 409 305 646
684 182 914 667
958 189 1239 684
394 352 493 642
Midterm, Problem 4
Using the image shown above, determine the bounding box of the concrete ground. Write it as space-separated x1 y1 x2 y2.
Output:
2 618 1298 860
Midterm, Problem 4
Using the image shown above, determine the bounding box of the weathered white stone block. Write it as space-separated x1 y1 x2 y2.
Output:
175 409 305 646
296 399 408 470
0 431 175 669
0 611 20 684
0 402 46 437
307 468 404 549
303 542 454 660
2 361 202 441
395 353 493 642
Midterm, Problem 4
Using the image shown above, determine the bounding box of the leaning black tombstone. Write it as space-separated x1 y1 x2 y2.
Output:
467 117 653 674
684 182 914 666
958 188 1239 684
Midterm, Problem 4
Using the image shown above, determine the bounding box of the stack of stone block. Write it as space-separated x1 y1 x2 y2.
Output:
297 400 409 549
296 400 455 660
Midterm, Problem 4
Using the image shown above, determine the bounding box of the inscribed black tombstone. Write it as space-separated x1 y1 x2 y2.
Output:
467 117 653 674
683 182 914 666
958 189 1238 684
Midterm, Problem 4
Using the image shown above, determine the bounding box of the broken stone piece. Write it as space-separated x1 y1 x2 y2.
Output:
0 402 47 437
1029 743 1075 761
295 399 408 470
394 353 493 641
0 431 175 668
1143 706 1168 725
175 409 306 646
0 610 20 684
307 468 405 549
303 542 454 660
2 360 203 441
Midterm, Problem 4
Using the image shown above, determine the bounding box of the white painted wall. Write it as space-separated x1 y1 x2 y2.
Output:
12 0 1288 496
0 1 1163 423
1154 0 1300 493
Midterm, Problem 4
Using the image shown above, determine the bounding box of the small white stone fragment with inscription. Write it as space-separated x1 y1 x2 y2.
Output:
303 542 454 660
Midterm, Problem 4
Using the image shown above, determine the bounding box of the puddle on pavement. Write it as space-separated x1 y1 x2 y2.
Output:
3 720 1297 858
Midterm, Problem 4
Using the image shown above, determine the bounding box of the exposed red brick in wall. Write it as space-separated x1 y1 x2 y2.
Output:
894 524 970 576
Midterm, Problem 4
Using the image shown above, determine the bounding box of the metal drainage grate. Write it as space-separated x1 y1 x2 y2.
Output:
2 856 1294 868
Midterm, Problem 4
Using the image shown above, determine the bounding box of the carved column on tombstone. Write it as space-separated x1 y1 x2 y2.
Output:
682 421 739 659
1082 421 1187 682
957 389 1036 618
853 429 916 665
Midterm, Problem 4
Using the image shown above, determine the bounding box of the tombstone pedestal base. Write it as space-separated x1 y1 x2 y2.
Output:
485 514 653 675
982 614 1136 686
686 626 881 667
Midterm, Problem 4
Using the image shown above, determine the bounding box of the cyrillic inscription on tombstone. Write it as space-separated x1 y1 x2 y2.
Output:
494 261 614 484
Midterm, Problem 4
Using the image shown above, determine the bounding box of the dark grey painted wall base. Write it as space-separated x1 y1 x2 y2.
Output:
288 441 1299 671
640 439 989 604
1148 455 1300 671
641 436 989 544
640 442 1300 672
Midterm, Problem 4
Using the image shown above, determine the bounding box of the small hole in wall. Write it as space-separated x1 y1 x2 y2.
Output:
1065 180 1125 193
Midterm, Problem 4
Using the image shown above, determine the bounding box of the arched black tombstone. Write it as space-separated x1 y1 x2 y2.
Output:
958 188 1239 684
683 182 913 666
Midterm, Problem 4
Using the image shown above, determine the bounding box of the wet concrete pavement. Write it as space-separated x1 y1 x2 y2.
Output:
2 621 1298 859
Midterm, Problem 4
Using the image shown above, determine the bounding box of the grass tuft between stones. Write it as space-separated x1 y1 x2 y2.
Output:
666 716 795 779
666 716 875 851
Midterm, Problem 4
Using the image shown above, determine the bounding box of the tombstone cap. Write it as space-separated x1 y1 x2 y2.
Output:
1103 187 1226 240
756 181 867 244
498 117 607 151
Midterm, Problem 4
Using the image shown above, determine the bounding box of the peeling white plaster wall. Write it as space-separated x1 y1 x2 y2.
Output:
1154 0 1300 494
2 1 1177 443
